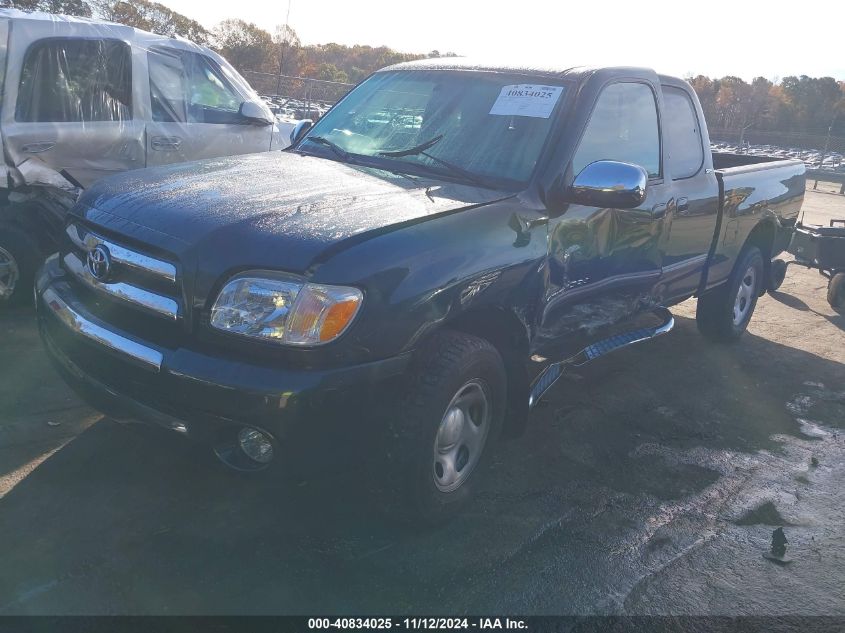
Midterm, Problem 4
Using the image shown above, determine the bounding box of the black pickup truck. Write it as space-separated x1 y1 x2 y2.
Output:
35 60 805 522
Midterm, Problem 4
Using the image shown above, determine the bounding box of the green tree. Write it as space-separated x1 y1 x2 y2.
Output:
315 63 348 84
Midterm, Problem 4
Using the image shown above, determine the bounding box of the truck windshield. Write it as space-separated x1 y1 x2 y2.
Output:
299 70 567 189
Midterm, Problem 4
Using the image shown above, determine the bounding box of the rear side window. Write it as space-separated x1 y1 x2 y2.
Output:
573 82 660 178
663 86 704 179
148 47 243 124
16 38 131 122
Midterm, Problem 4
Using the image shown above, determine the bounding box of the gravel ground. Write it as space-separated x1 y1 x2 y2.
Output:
0 188 842 615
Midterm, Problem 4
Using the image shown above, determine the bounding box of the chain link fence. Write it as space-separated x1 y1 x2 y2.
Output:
241 70 354 120
709 128 845 155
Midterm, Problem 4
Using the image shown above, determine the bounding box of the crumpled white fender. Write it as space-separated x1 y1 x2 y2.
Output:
13 157 78 192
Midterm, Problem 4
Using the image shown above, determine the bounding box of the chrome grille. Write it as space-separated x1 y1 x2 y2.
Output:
64 223 180 321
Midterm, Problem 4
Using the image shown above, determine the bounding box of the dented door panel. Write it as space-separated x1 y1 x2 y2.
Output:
538 198 664 358
536 72 668 360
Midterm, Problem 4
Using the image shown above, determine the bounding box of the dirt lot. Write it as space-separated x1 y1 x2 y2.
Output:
0 189 843 615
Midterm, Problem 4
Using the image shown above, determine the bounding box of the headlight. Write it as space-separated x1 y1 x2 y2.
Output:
210 273 363 345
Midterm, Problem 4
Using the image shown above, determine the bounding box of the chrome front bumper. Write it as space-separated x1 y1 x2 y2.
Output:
41 286 164 371
34 254 414 463
36 256 164 372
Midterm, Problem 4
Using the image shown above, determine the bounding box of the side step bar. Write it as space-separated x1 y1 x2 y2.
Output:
528 307 675 408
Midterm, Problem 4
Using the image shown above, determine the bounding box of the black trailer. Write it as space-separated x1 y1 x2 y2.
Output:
782 219 845 313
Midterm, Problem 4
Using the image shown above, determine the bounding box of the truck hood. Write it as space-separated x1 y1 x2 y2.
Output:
76 152 509 276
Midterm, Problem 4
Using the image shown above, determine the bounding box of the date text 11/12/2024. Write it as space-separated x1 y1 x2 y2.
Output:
307 618 529 630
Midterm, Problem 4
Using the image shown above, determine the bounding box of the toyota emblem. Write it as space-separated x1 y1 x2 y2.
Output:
87 245 112 281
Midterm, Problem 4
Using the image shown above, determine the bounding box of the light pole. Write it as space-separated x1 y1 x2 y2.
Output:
738 120 754 153
818 108 842 170
274 0 293 98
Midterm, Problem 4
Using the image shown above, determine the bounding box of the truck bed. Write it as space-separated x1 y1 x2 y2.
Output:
703 154 806 291
712 152 790 170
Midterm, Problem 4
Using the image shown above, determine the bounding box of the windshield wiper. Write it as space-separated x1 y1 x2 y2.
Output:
377 134 443 157
378 135 495 189
306 136 352 162
415 152 496 189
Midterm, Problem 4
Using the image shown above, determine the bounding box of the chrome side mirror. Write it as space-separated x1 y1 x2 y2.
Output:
239 101 274 126
568 160 648 209
290 120 313 146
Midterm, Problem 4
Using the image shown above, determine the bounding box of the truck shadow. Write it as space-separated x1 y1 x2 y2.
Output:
0 316 842 614
768 290 811 311
768 290 845 330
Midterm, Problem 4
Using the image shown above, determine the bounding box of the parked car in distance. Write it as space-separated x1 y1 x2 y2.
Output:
0 9 288 306
36 59 805 523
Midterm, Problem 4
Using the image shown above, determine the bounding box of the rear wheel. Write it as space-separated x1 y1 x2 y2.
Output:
767 259 787 292
696 246 764 342
828 272 845 314
381 330 506 524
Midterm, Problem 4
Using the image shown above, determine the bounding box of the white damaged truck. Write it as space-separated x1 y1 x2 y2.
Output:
0 9 292 305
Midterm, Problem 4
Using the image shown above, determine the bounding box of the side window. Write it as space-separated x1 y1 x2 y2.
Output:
187 55 242 114
16 38 131 122
148 48 188 123
572 82 660 178
149 47 242 124
663 86 704 179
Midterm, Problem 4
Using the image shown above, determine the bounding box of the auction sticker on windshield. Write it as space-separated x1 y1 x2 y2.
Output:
489 84 564 118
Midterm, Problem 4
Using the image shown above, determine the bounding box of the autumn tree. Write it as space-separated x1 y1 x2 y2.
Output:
273 23 304 77
94 0 209 43
688 75 718 126
4 0 91 16
6 0 208 42
689 74 845 137
16 0 843 137
212 19 275 73
748 77 774 129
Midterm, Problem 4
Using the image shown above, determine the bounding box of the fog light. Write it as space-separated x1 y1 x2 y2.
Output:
237 427 274 464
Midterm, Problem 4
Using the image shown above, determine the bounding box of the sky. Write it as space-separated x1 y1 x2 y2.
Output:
160 0 845 82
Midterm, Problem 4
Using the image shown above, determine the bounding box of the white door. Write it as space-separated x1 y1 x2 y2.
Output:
144 45 273 167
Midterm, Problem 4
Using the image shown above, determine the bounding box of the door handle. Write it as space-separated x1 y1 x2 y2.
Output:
21 141 56 154
651 203 668 219
677 197 690 213
151 136 182 151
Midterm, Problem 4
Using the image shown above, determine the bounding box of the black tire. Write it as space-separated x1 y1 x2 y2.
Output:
696 246 764 343
381 330 506 525
0 223 41 307
828 272 845 314
767 259 787 292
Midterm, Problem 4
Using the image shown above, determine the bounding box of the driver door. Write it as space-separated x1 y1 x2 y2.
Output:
539 80 668 357
144 45 270 166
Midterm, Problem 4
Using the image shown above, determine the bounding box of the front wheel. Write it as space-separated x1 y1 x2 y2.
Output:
0 224 41 307
696 246 764 343
381 330 506 524
828 272 845 314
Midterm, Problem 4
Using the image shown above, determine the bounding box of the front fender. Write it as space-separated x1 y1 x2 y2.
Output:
309 198 549 362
